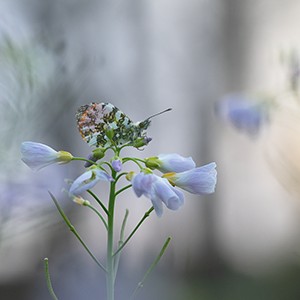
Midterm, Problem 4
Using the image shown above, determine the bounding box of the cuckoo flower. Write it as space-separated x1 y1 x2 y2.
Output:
216 94 268 136
145 153 195 173
163 162 217 195
132 172 184 217
21 141 73 171
69 168 113 196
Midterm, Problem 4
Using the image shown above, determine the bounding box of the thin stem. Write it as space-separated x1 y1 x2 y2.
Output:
113 207 154 257
115 184 132 197
106 170 117 300
102 161 114 173
72 156 97 166
130 237 172 300
85 203 108 230
122 157 144 169
87 190 109 216
48 192 107 273
115 172 128 182
114 209 129 279
44 258 59 300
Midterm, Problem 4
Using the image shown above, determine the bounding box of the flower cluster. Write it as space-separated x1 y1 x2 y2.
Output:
20 103 218 300
21 143 217 216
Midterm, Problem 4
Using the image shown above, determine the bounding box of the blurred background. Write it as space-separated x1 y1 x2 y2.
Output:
2 0 300 299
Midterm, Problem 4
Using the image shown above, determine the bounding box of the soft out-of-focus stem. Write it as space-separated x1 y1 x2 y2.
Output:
48 192 106 272
113 206 154 257
130 237 172 300
44 258 59 300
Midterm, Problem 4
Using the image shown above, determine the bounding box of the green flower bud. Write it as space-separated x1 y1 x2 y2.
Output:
132 137 152 148
106 128 114 140
92 148 105 160
145 156 161 170
126 171 135 181
57 151 73 163
73 196 91 206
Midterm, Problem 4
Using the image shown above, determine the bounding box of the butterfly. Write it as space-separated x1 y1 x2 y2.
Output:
76 102 171 148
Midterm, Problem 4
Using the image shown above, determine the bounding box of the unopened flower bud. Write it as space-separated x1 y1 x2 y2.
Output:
73 196 90 206
106 128 114 140
133 137 152 148
92 148 106 160
112 159 122 172
126 171 135 181
145 157 160 169
84 154 98 168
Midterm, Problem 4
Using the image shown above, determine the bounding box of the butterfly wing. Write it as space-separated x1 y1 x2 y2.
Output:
76 102 140 147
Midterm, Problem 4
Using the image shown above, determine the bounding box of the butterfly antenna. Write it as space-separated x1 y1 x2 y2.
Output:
146 108 172 120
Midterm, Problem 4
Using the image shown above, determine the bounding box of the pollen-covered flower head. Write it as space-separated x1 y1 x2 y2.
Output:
21 141 73 171
132 172 184 217
163 162 217 195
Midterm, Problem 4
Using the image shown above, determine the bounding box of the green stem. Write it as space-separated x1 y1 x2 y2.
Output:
130 237 172 300
48 192 106 273
122 157 145 169
113 207 154 257
72 156 97 166
115 172 128 182
115 184 132 197
87 190 109 216
114 209 129 279
106 170 117 300
44 258 59 300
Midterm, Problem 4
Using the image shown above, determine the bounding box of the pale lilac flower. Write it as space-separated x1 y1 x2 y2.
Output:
112 159 122 172
132 172 184 217
157 153 195 173
21 141 73 171
164 162 217 195
69 169 113 196
216 94 268 136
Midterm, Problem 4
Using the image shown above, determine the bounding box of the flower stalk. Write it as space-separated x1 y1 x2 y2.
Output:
107 170 117 300
21 102 217 299
44 258 59 300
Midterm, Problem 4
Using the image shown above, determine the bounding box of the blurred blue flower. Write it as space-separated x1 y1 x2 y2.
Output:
21 141 73 171
69 169 113 196
132 172 184 217
164 162 217 195
146 153 196 173
216 95 268 136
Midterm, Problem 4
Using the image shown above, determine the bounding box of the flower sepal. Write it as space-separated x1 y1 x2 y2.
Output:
57 151 73 163
145 157 160 170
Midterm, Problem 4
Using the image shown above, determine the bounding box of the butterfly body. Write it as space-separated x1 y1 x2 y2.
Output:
76 102 151 148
